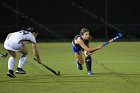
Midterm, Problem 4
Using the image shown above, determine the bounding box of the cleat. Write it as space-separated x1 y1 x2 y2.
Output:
16 68 26 74
76 60 83 70
7 70 16 78
88 71 93 75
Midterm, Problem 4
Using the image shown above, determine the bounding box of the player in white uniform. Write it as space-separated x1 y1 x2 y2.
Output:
4 28 42 78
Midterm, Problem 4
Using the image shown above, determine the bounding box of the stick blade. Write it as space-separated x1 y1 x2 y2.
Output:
56 71 60 76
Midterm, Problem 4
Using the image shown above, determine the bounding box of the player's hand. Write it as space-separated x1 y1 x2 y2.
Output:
85 51 93 56
98 45 103 49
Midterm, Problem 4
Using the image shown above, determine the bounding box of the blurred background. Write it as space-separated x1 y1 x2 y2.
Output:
0 0 140 41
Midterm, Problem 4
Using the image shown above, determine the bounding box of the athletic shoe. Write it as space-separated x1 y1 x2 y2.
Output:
76 60 83 70
7 70 16 78
88 71 93 75
16 67 26 74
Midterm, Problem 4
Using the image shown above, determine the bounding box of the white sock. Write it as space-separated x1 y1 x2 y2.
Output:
8 57 15 70
18 56 27 68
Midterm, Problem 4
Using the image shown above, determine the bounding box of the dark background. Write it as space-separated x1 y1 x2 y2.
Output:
0 0 140 41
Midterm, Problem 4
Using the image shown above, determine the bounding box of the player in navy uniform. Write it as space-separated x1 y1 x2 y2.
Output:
4 28 42 78
72 28 102 75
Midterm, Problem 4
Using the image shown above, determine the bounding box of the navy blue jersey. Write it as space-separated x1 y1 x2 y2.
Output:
72 35 89 54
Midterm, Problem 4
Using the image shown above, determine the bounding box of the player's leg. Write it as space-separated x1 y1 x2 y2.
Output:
16 43 28 74
7 50 16 77
85 55 93 75
4 39 16 77
75 53 84 70
84 51 93 75
72 42 84 70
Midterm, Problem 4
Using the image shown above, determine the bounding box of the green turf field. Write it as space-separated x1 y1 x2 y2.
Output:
0 42 140 93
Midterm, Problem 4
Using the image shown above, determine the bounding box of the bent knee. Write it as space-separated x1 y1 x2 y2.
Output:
22 53 28 57
78 59 84 65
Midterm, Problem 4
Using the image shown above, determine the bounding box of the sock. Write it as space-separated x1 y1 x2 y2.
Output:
8 57 15 70
17 55 27 68
85 55 92 72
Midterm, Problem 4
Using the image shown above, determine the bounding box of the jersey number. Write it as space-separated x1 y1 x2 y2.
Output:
20 31 29 35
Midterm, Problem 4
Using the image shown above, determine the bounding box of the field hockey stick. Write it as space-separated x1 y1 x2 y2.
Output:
101 33 122 47
0 53 8 58
86 33 121 55
34 58 60 76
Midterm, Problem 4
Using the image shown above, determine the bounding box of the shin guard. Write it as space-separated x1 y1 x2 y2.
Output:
85 55 92 71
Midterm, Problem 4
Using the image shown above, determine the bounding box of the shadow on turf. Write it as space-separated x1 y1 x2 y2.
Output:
0 74 60 83
1 73 140 84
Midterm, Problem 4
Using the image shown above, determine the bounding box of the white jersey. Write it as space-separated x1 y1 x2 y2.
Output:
7 30 36 44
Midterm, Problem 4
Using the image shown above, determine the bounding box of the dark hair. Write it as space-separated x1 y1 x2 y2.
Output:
26 27 37 33
80 28 89 35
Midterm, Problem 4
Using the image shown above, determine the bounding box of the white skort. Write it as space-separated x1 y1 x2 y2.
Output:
4 38 23 51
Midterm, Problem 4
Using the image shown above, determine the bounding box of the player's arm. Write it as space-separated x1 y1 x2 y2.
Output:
32 43 41 64
77 37 102 52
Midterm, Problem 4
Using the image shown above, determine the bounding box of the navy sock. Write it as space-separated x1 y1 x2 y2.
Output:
85 56 92 71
